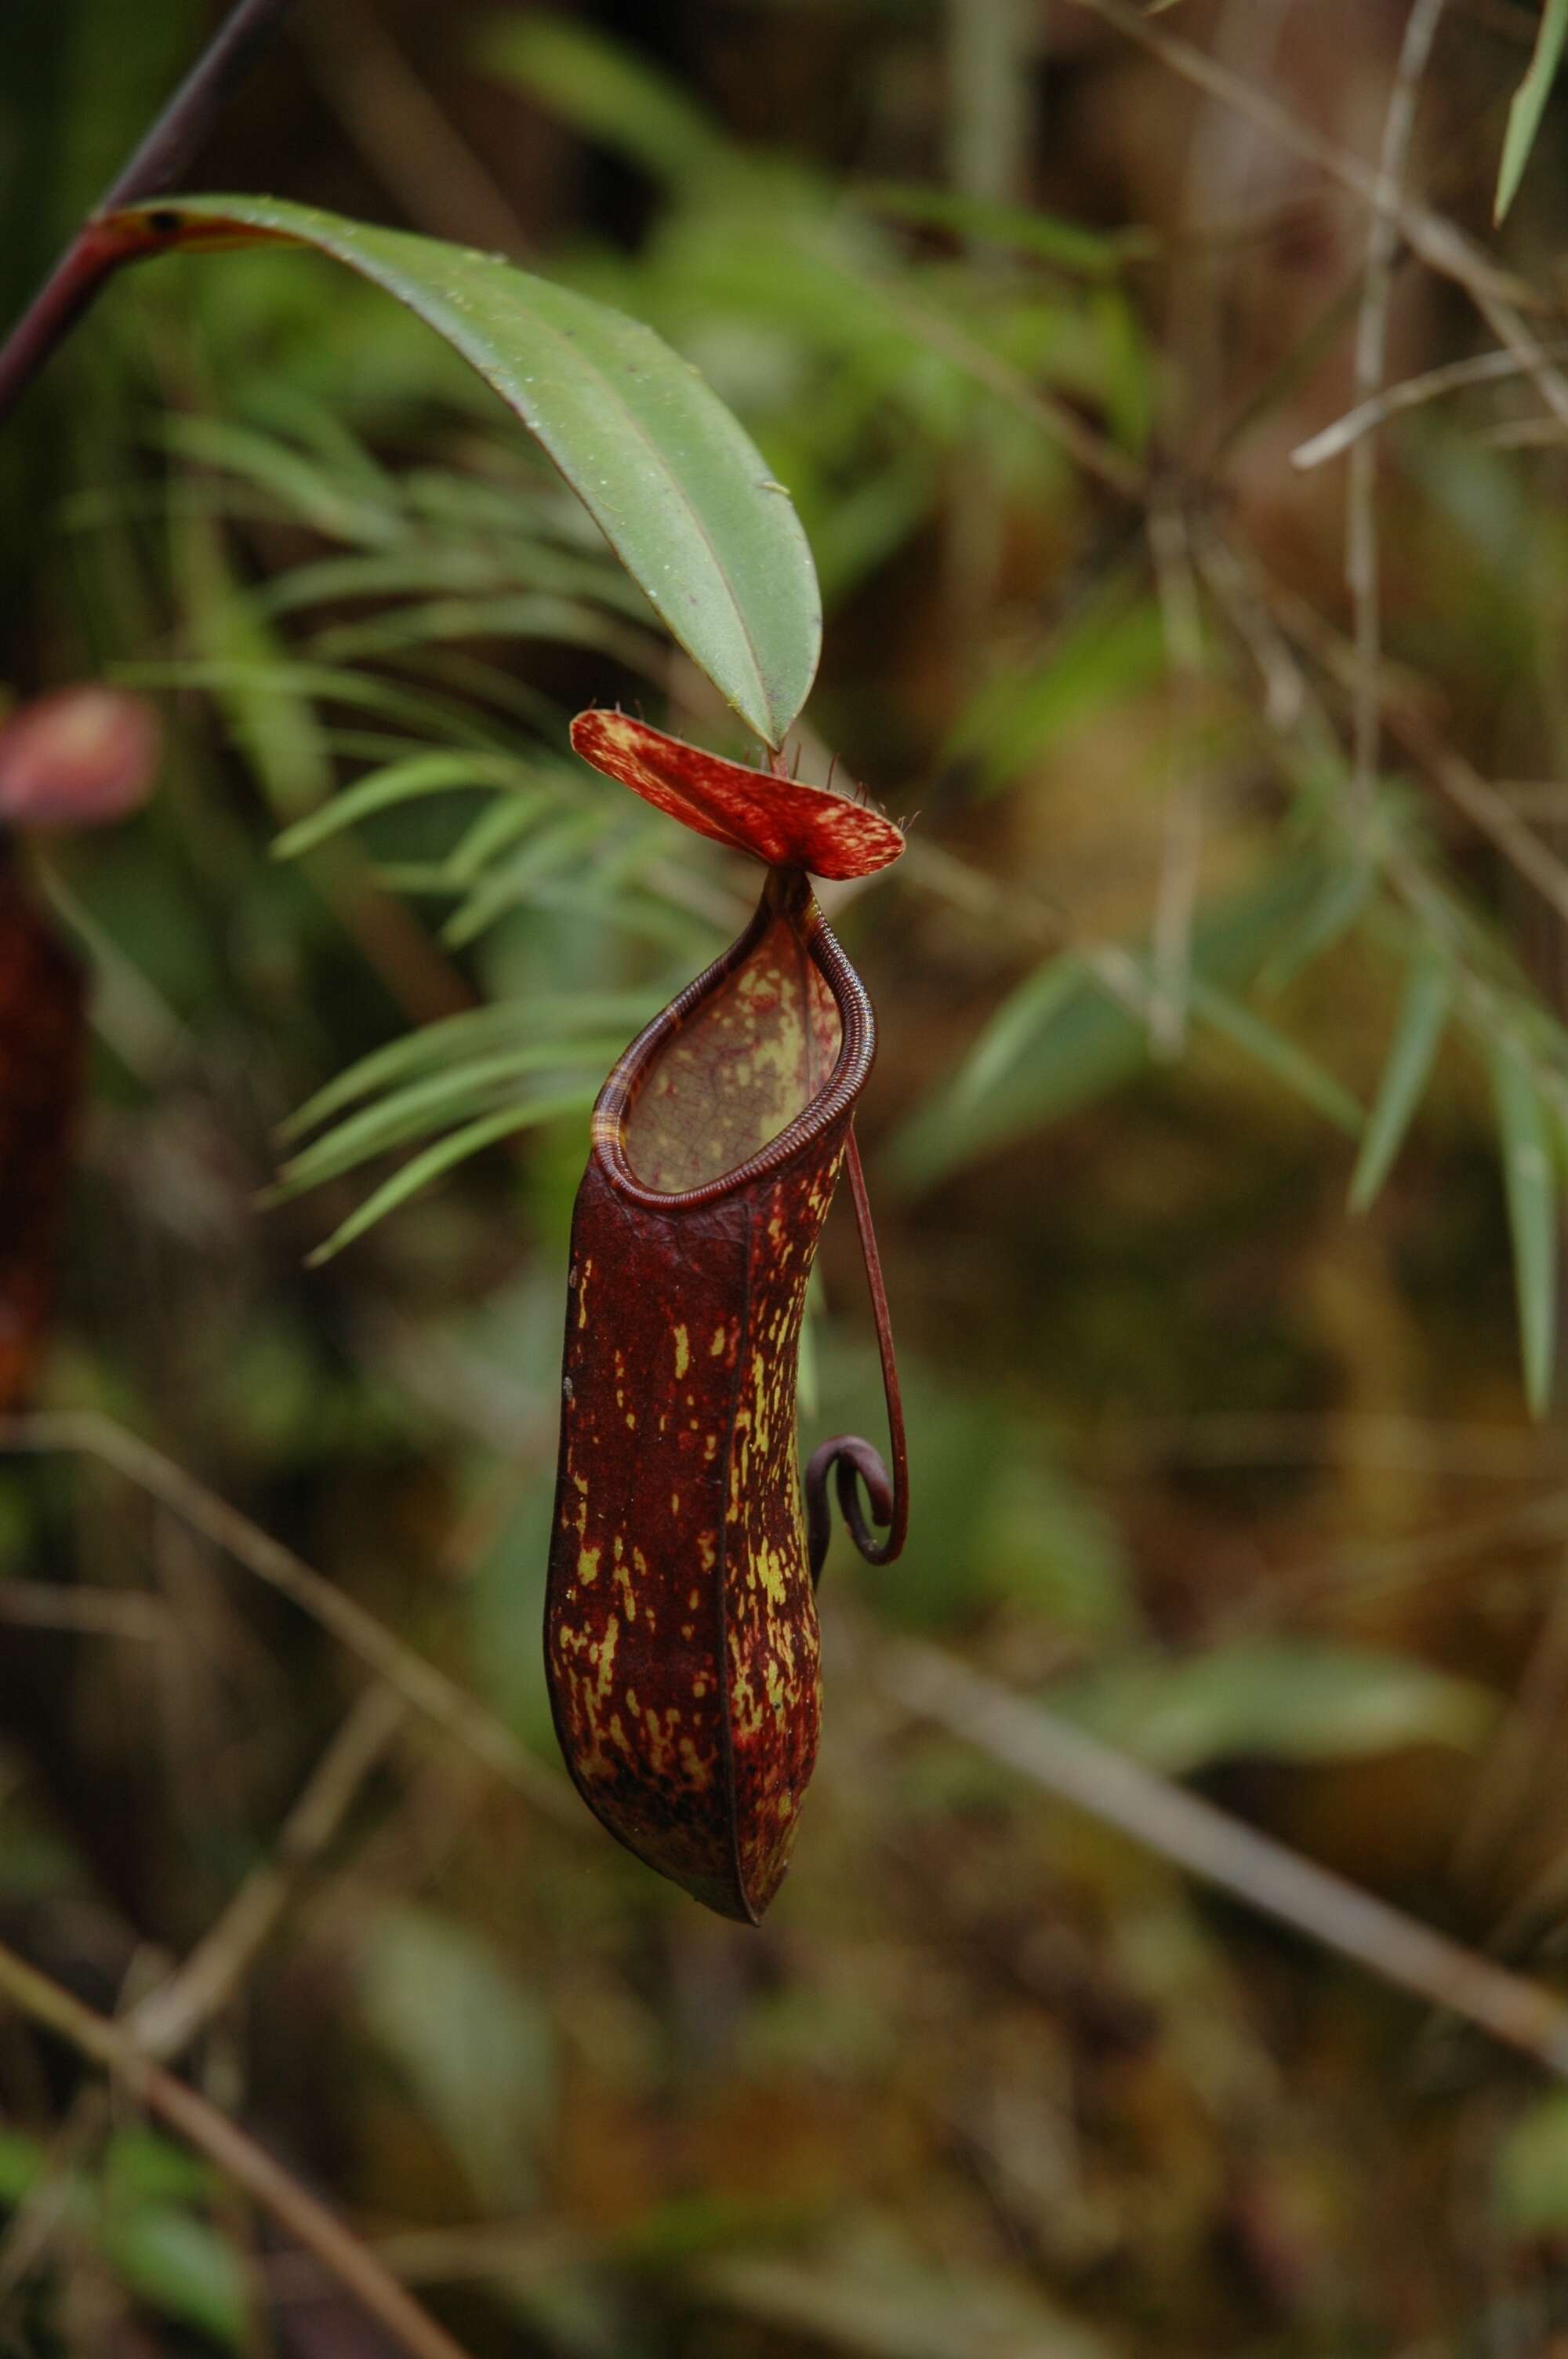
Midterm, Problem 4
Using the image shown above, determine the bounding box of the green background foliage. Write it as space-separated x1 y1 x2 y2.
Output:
6 2 1568 2353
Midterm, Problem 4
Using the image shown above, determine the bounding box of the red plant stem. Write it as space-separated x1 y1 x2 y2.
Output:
843 1124 909 1561
0 0 302 427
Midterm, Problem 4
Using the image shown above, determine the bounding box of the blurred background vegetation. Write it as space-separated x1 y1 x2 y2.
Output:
9 0 1568 2350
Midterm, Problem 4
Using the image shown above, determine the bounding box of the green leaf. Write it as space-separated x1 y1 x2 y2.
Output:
0 2129 49 2205
305 1093 595 1265
270 751 539 860
307 591 660 673
1050 1640 1496 1776
281 992 654 1140
359 1907 555 2205
1188 979 1363 1136
851 181 1152 275
1490 1041 1559 1416
476 11 731 185
274 1042 623 1193
889 857 1335 1188
442 809 612 947
953 954 1088 1107
1348 957 1452 1212
1497 2089 1568 2233
103 2206 249 2347
112 194 821 743
945 591 1167 794
1495 0 1568 223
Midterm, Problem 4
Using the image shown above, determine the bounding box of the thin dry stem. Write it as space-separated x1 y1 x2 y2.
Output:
0 1411 575 1826
0 1937 473 2359
1292 346 1550 469
128 1684 408 2063
1051 0 1536 314
886 1641 1568 2072
1348 0 1449 813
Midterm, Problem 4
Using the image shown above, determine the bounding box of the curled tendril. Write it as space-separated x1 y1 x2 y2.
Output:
805 1127 908 1585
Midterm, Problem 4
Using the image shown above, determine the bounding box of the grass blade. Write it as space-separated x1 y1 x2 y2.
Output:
1188 980 1363 1135
1490 1041 1559 1416
1348 958 1453 1213
270 753 538 860
305 1093 597 1267
1496 0 1568 223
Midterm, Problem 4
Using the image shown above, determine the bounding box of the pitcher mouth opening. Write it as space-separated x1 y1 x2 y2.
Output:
590 867 876 1212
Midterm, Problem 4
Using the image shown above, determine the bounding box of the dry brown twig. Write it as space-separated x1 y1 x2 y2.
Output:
0 1410 575 1825
1291 346 1563 469
126 1683 408 2064
1348 0 1450 813
0 1937 473 2359
1051 0 1537 314
885 1641 1568 2074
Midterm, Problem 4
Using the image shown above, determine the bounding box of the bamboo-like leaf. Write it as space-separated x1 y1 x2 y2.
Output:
1496 0 1568 223
441 809 612 947
307 593 662 674
442 792 554 887
281 993 656 1140
121 660 505 748
953 953 1087 1106
475 11 731 185
270 752 537 860
1348 958 1453 1213
305 1093 596 1266
161 413 400 546
1188 980 1363 1135
851 181 1152 274
274 1044 623 1194
1490 1041 1559 1416
109 195 822 743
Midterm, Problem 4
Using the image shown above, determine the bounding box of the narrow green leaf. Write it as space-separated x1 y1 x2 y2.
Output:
851 181 1153 274
955 954 1087 1106
306 1093 594 1266
271 752 537 860
441 809 610 947
102 2207 249 2348
1490 1042 1559 1416
475 13 731 185
1497 2090 1568 2232
281 992 655 1140
946 590 1167 793
274 1043 623 1193
1049 1640 1495 1776
161 413 399 545
1188 980 1363 1135
307 591 661 674
1348 958 1452 1213
119 658 504 748
112 194 821 743
1496 0 1568 223
443 791 553 886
